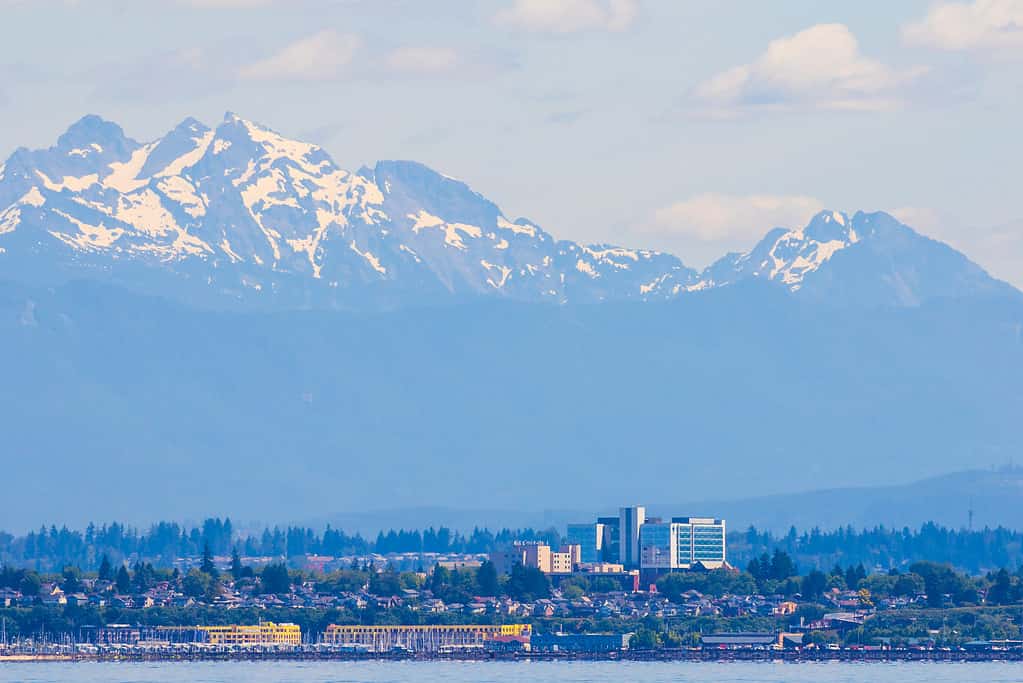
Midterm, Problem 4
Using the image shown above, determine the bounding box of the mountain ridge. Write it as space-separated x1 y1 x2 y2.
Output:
0 113 1015 311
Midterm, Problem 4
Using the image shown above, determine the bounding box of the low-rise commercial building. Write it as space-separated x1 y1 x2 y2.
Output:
491 541 579 575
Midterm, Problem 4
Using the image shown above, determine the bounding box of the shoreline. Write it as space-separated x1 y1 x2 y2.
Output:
3 650 1022 664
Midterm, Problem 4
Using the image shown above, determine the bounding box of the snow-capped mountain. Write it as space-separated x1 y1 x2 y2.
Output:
0 114 1014 309
0 114 699 308
702 209 1015 306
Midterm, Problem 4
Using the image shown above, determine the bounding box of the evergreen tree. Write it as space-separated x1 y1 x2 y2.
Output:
98 554 113 582
430 565 451 596
770 549 797 580
200 541 219 579
61 566 82 593
987 568 1014 605
115 565 131 594
477 560 499 596
369 568 402 597
19 571 41 596
505 563 550 602
845 563 867 590
230 546 243 579
802 569 827 601
260 562 291 594
182 568 211 598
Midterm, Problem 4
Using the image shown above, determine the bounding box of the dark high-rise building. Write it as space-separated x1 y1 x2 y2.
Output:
597 516 620 563
618 506 646 569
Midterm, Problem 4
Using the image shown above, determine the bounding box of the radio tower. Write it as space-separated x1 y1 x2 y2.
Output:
968 498 974 532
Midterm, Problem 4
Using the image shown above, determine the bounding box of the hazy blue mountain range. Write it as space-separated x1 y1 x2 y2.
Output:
299 468 1023 536
1 114 1022 532
1 279 1021 531
670 467 1023 534
0 114 1014 310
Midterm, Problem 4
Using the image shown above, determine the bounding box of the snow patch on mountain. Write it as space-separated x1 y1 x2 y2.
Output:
702 210 863 291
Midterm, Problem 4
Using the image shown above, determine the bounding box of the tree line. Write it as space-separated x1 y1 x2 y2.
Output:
0 519 559 572
2 518 1022 573
731 522 1023 574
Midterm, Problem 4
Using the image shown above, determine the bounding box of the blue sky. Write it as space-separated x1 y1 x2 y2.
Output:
2 0 1022 284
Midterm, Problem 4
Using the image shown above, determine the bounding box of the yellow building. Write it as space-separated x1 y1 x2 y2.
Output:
773 601 798 616
197 622 301 646
324 623 531 652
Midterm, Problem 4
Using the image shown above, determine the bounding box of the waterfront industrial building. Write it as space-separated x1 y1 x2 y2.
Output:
530 632 633 653
195 622 302 646
323 623 532 653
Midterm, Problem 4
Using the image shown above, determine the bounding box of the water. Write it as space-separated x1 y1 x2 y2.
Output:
1 661 1022 683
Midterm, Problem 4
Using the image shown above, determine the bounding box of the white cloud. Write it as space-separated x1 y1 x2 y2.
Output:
649 193 824 243
903 0 1023 55
385 47 459 75
494 0 638 34
693 24 928 116
238 30 360 82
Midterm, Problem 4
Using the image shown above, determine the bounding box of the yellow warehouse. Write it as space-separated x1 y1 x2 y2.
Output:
197 622 301 646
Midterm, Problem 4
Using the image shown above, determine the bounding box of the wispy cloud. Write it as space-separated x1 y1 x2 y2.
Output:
692 24 928 117
903 0 1023 56
385 46 460 75
494 0 638 34
238 30 361 82
649 193 824 244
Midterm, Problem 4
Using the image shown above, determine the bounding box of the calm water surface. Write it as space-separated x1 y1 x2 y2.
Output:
2 661 1023 683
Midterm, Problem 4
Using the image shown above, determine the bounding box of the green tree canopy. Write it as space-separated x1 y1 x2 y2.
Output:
115 565 131 594
505 564 550 602
260 562 291 595
476 561 499 597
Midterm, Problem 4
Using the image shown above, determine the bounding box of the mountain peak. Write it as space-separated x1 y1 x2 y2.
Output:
57 114 134 152
172 116 210 135
800 209 854 244
220 112 281 139
0 113 1015 311
811 209 849 226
